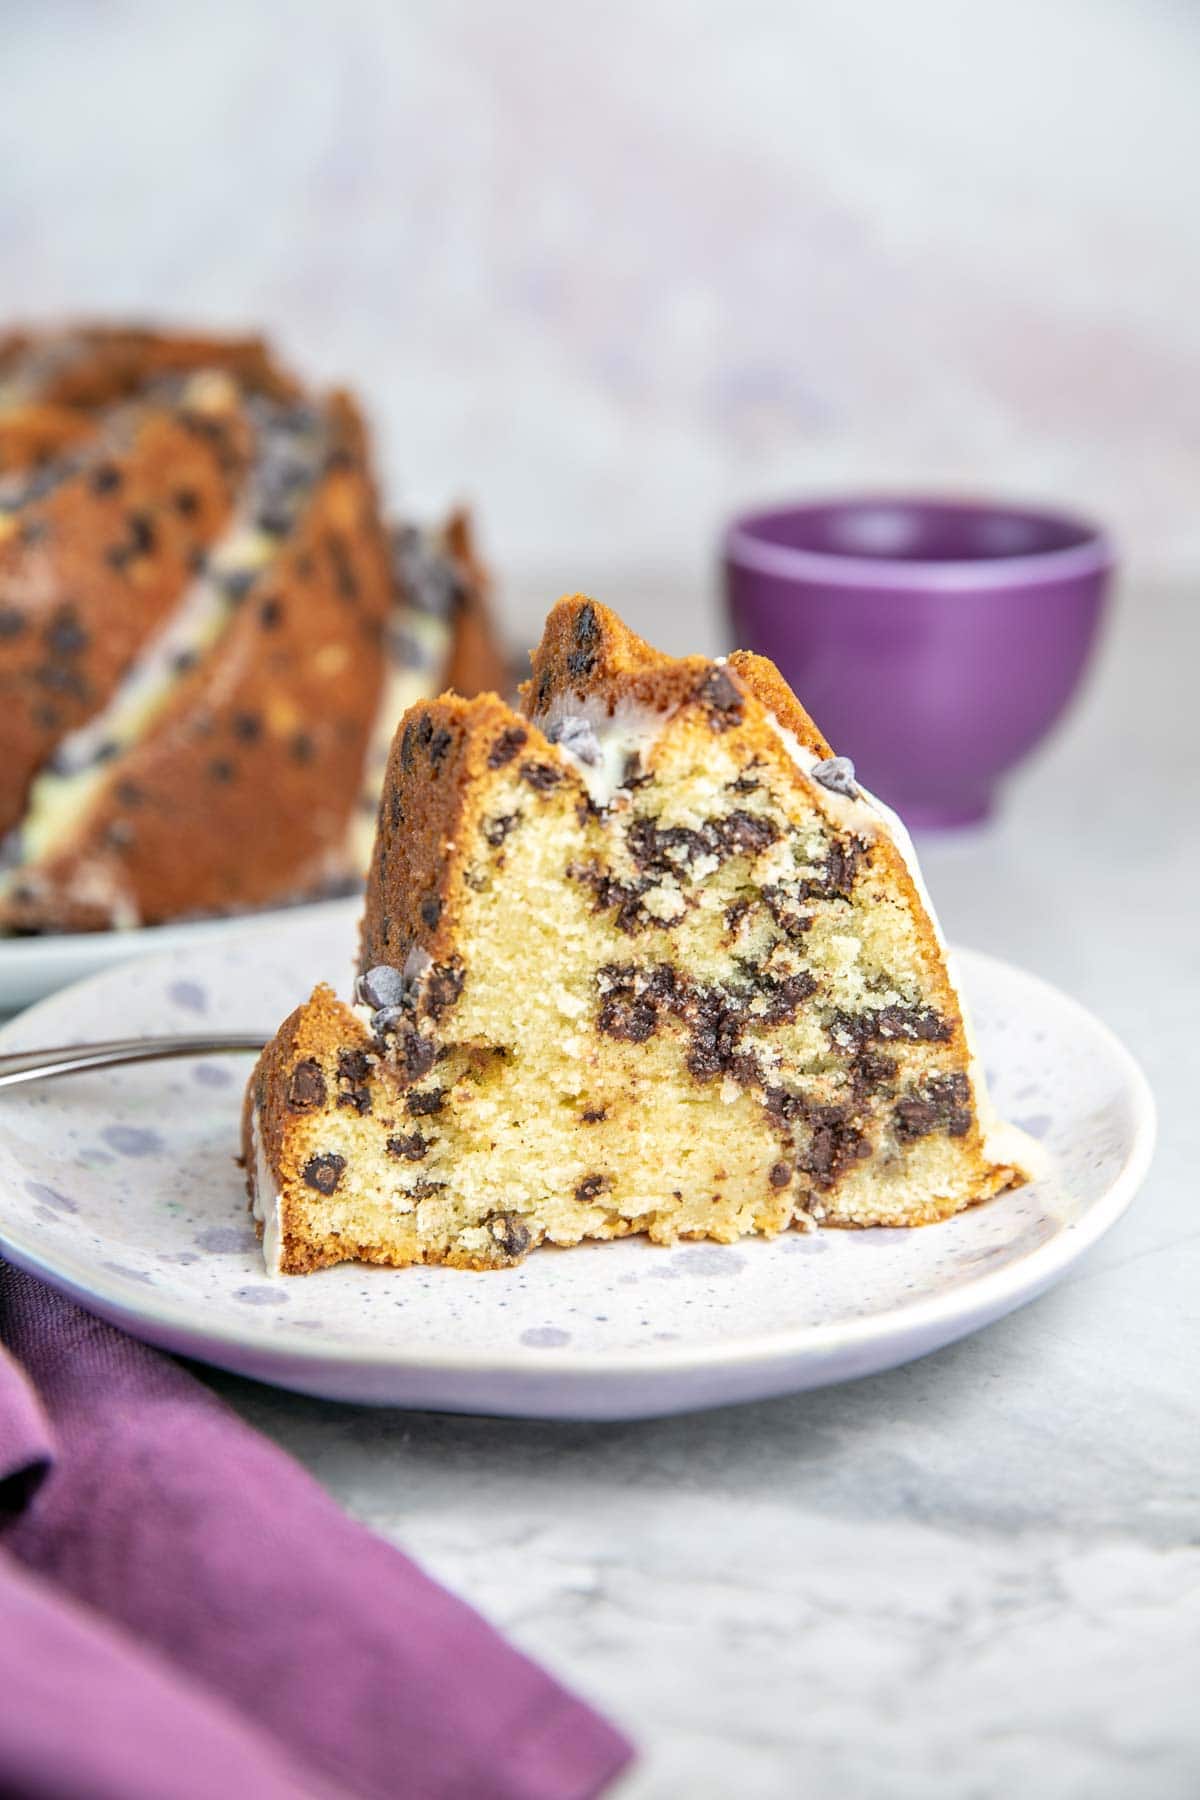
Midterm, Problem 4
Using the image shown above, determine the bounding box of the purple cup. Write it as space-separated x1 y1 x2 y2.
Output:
723 496 1113 828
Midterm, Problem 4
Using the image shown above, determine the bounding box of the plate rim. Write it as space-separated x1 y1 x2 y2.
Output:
0 928 1157 1389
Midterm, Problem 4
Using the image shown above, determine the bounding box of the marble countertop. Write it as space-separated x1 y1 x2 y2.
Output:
204 580 1198 1799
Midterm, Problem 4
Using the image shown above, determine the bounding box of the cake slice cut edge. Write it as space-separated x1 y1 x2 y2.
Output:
245 595 1035 1274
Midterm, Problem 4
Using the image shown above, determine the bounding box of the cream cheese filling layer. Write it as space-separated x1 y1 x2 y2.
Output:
531 693 671 809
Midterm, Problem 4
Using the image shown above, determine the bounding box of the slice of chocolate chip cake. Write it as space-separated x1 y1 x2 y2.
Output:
244 596 1028 1272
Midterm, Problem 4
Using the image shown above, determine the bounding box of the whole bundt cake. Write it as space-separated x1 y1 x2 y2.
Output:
0 324 506 932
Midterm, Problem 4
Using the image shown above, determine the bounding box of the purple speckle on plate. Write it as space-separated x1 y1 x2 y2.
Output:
671 1245 747 1277
1015 1114 1053 1140
191 1063 234 1089
194 1224 257 1253
25 1179 77 1214
520 1326 571 1348
101 1125 164 1158
782 1232 827 1254
232 1285 288 1306
168 980 208 1015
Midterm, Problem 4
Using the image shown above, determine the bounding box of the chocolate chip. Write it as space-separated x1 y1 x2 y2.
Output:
44 605 88 658
761 886 814 941
420 894 442 929
290 731 316 764
387 1131 429 1161
406 1088 445 1116
487 1212 531 1258
595 963 676 1042
172 486 199 517
754 970 818 1025
714 810 778 857
287 1059 327 1112
337 1048 372 1086
519 761 562 791
794 1105 872 1187
698 666 744 729
302 1152 346 1194
337 1086 372 1115
428 726 452 769
370 1005 405 1036
232 711 262 742
812 756 859 800
574 1173 608 1202
417 713 434 747
356 964 406 1009
488 726 528 768
769 1162 792 1187
546 715 601 767
565 601 600 679
127 511 156 556
581 1105 607 1123
597 992 658 1042
0 607 26 639
833 1005 952 1048
395 1026 437 1082
258 597 283 630
685 988 751 1081
725 899 751 934
813 838 865 901
574 600 599 648
893 1073 972 1142
483 812 520 847
89 462 122 495
423 960 464 1020
208 757 236 783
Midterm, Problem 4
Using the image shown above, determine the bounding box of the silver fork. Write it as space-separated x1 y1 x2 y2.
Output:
0 1034 267 1090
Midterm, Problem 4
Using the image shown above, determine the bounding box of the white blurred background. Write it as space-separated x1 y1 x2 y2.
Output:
4 0 1198 651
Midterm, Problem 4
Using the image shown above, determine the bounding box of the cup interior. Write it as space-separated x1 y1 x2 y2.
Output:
742 498 1100 568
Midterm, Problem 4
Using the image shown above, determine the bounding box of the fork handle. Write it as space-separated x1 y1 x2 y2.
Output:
0 1034 267 1089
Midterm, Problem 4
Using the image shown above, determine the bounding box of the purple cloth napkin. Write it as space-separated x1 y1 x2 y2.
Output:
0 1264 633 1800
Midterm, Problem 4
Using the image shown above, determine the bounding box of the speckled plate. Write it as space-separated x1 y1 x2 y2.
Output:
0 903 1155 1419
